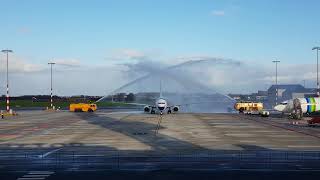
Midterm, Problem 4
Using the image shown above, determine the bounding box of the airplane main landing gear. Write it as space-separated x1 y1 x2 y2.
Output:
167 108 172 114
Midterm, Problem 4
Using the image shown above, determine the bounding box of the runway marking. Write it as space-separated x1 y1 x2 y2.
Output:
28 171 54 175
63 154 105 157
17 171 54 180
39 148 62 158
20 175 50 180
23 175 50 177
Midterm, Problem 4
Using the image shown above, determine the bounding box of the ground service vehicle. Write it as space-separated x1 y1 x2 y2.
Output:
234 101 264 113
308 117 320 126
69 103 97 112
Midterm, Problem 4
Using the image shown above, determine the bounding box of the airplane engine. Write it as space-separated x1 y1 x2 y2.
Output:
173 106 179 112
144 106 150 112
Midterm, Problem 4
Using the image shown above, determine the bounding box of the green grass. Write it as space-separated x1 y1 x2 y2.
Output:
0 100 140 108
0 100 70 108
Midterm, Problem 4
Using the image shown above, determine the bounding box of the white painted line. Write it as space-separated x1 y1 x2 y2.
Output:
0 155 26 158
28 171 54 175
23 175 50 178
39 148 62 158
17 171 55 180
64 154 105 157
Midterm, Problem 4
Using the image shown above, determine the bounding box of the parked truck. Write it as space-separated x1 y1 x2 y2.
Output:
69 103 97 112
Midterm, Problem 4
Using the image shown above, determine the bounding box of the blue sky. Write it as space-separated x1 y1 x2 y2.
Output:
0 0 320 95
0 0 319 63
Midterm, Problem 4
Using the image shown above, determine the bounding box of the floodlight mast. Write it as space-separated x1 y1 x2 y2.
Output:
48 62 56 109
272 60 280 106
312 47 320 96
1 49 13 112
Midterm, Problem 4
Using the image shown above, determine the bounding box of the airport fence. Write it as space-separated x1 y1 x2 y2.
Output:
0 150 320 171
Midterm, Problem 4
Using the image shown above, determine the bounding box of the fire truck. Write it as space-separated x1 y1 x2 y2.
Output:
69 103 97 112
234 101 264 114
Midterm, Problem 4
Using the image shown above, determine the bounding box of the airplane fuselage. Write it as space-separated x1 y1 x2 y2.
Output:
156 98 168 115
274 97 320 114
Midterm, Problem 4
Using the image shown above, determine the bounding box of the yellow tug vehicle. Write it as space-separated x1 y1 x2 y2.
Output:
234 101 264 114
69 103 97 112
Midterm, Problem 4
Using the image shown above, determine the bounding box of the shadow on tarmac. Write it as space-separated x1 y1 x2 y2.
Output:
0 112 320 179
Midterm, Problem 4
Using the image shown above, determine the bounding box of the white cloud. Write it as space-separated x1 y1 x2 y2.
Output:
0 54 45 73
0 55 83 73
54 58 82 67
121 49 146 59
0 52 317 96
211 10 225 16
106 49 148 61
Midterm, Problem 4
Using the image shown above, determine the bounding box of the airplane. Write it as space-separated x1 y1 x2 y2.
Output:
274 97 320 118
107 81 234 115
143 82 179 115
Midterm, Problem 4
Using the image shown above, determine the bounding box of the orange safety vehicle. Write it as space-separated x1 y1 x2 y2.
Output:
234 101 263 113
69 103 97 112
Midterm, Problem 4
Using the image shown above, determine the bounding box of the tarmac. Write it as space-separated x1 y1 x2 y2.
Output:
0 110 320 179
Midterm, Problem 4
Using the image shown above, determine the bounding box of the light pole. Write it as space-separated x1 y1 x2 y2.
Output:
48 62 55 109
312 47 320 96
272 60 280 106
1 49 13 112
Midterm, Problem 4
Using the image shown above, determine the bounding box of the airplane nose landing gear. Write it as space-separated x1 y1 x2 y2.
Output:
167 107 172 114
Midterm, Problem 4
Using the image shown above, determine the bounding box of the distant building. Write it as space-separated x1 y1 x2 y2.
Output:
228 90 268 102
267 84 317 107
228 94 242 101
251 90 268 101
257 90 268 96
228 85 318 109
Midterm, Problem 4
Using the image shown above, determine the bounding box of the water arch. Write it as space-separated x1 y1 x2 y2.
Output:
98 58 239 112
